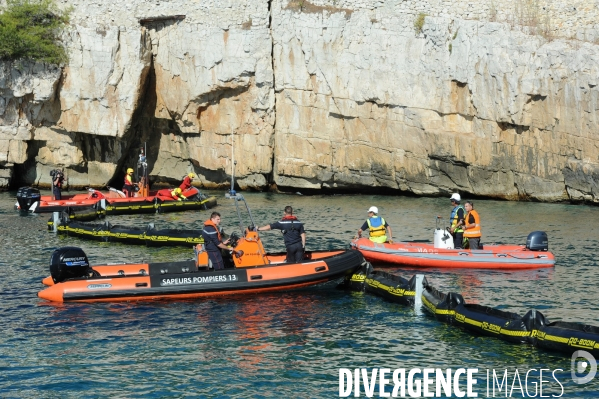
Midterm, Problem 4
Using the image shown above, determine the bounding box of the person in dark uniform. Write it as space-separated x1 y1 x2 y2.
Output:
52 169 65 200
257 206 306 263
201 212 240 270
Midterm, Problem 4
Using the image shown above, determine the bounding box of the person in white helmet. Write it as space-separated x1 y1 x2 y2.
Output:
357 206 393 244
449 193 465 249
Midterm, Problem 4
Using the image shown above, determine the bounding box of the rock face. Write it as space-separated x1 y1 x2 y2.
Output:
0 0 598 203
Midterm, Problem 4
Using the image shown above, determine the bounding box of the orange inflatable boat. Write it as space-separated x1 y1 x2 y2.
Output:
17 186 214 215
17 154 215 215
350 231 555 270
39 229 366 303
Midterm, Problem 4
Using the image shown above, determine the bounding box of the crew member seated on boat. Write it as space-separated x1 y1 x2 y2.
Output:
201 211 241 270
257 206 306 263
171 187 187 201
179 172 196 191
122 168 136 198
357 206 393 244
463 201 482 250
449 193 465 249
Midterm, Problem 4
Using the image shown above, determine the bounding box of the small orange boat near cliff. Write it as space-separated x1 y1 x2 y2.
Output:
16 153 216 215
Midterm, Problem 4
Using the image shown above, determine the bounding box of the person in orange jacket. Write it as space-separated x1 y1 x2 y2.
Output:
463 201 482 250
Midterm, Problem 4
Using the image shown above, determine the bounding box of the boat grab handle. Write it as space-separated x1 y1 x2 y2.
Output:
497 254 507 257
250 275 263 280
315 266 326 272
458 252 469 256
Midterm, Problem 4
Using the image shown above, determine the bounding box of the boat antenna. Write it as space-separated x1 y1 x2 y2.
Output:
230 160 237 194
224 133 257 231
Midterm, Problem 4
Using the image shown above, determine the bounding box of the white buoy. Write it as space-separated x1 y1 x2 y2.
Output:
52 212 60 233
414 274 424 315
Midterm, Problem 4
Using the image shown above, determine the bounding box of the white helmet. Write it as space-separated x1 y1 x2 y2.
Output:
450 193 461 202
368 206 378 214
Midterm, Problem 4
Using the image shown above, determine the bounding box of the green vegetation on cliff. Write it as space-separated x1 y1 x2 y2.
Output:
0 0 69 64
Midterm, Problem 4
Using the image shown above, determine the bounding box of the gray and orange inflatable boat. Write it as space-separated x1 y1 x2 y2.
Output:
39 229 366 303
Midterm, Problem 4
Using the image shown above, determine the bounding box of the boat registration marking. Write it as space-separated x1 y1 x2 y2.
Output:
87 283 112 289
160 274 238 286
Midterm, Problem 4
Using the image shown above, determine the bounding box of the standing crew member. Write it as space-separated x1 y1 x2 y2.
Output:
179 172 196 191
449 193 465 249
357 206 393 244
257 206 306 263
463 201 482 250
52 169 65 200
123 168 135 197
201 212 239 270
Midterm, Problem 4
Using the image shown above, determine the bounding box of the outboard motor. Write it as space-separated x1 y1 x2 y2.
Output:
526 231 549 251
49 247 92 284
16 187 41 212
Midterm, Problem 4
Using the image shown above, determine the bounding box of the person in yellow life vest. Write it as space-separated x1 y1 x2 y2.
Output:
449 193 465 249
122 168 135 197
357 206 393 244
463 201 482 250
179 172 196 191
170 187 187 201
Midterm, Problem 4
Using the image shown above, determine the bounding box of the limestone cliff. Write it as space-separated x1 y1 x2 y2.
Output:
0 0 598 203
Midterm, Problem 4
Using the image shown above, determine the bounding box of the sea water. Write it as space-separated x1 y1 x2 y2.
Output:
0 190 597 398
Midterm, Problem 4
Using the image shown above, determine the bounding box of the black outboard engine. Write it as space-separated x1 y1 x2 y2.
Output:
49 247 92 283
16 187 41 212
526 231 548 251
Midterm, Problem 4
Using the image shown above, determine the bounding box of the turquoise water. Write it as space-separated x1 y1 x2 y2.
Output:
0 190 598 398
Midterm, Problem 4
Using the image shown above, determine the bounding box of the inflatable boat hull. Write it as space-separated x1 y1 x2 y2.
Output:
39 249 366 302
17 186 217 215
52 220 204 247
350 238 555 269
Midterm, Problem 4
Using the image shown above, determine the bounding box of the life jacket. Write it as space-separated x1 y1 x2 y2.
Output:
450 205 465 233
463 210 481 238
367 217 387 243
124 174 133 186
280 215 300 234
203 220 221 242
